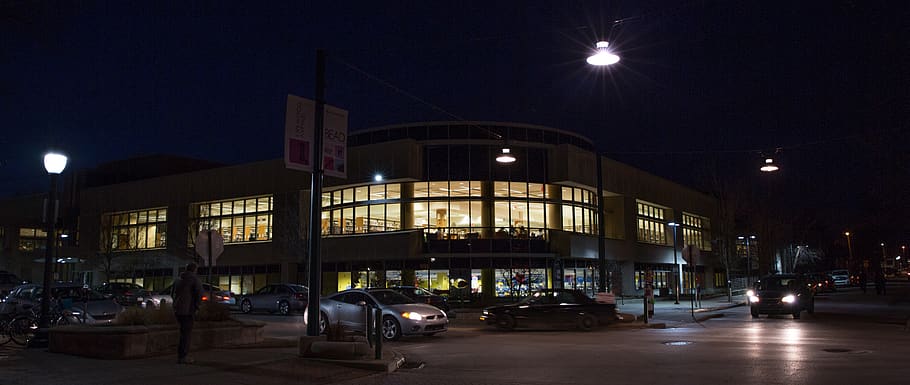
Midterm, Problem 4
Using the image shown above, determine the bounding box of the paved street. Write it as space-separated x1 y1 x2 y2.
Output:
1 282 908 385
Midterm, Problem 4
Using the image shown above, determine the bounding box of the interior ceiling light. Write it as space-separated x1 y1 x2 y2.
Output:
586 41 620 66
496 148 516 164
760 158 779 172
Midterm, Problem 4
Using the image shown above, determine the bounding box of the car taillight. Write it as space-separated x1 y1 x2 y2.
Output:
295 293 306 300
201 296 208 301
222 296 230 301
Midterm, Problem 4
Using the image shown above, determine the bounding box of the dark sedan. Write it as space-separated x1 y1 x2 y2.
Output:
748 274 815 319
480 289 620 331
239 283 308 315
387 286 450 312
94 282 150 306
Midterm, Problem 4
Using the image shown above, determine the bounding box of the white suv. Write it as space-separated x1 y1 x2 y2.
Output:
829 269 850 287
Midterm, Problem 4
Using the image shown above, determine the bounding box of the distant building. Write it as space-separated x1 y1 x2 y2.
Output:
0 122 719 302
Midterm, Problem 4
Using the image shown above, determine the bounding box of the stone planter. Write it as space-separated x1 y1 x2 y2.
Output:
299 335 372 360
49 320 265 359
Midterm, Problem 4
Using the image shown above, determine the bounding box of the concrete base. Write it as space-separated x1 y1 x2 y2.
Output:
49 320 265 359
298 335 403 372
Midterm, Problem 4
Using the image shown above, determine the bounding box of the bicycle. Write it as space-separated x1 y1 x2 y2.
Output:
6 302 78 346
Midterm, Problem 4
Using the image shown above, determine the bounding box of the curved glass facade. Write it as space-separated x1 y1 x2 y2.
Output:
321 181 597 239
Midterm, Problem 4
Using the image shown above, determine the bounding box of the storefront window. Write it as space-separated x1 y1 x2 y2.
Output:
105 208 167 251
196 196 272 245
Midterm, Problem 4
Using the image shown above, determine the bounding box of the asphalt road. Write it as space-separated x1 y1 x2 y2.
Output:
236 282 910 385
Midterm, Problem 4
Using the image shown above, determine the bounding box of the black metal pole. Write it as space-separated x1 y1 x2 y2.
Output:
596 155 607 293
306 49 326 337
36 173 58 347
672 226 679 304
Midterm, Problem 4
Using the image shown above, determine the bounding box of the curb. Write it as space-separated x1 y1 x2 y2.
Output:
303 350 405 373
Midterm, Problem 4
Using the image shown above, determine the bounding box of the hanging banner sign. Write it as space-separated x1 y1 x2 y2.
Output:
284 94 348 179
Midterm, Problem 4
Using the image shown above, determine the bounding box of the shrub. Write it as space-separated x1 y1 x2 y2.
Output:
196 302 232 322
113 304 176 326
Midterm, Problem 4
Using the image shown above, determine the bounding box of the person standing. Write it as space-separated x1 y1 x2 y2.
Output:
174 262 203 364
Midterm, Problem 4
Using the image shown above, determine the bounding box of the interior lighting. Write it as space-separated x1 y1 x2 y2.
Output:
760 158 779 172
496 148 516 164
586 41 620 66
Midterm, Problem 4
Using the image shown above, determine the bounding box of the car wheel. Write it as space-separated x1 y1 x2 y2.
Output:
382 316 402 341
577 314 598 331
278 300 290 316
241 299 253 314
318 312 328 335
750 308 760 318
496 314 516 330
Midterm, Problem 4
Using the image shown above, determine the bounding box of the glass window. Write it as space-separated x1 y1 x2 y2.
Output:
413 182 429 198
104 208 168 251
562 187 572 202
195 196 272 244
386 184 401 199
369 185 385 201
510 182 528 198
528 183 545 199
386 203 401 231
494 182 510 197
428 182 448 197
342 188 354 204
494 201 511 230
528 202 545 230
354 206 368 233
332 190 342 205
322 192 331 207
412 201 429 229
355 186 368 202
449 201 471 228
368 204 385 232
449 181 470 197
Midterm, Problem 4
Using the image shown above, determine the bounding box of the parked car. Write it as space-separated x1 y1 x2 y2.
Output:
804 273 836 294
387 286 450 313
239 284 308 315
480 288 620 331
0 283 123 325
94 282 150 307
829 269 850 287
747 274 814 319
146 282 236 309
305 288 448 340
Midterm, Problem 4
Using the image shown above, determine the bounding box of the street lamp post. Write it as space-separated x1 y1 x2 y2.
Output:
34 152 67 347
427 257 436 291
880 243 887 268
844 232 854 267
668 222 680 304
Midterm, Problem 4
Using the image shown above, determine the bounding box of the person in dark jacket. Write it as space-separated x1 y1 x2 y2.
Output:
173 262 203 364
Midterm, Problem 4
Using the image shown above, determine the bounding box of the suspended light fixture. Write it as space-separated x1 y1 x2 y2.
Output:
760 158 779 172
496 148 516 164
586 41 620 66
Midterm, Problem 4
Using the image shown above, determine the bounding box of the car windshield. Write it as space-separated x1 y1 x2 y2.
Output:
289 285 307 293
756 277 800 291
369 290 416 305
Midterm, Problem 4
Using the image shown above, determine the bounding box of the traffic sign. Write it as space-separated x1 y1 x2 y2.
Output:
195 230 224 266
682 245 701 264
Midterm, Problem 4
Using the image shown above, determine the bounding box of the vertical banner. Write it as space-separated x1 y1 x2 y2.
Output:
285 94 315 172
284 94 348 179
323 105 348 179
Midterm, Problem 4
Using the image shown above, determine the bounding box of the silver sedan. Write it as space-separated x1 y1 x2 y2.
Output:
306 289 448 340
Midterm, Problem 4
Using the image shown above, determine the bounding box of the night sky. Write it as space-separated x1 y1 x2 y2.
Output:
2 1 908 254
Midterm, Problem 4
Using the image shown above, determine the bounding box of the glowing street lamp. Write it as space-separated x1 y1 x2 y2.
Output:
760 158 779 172
34 152 67 347
586 41 620 66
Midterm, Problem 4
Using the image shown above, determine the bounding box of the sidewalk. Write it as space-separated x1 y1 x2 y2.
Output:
0 340 384 385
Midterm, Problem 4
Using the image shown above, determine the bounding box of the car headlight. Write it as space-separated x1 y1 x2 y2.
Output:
748 295 760 303
482 310 489 315
401 312 423 321
781 295 796 303
746 289 755 297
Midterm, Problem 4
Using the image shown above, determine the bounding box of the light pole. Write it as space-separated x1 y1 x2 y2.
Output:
880 242 887 268
427 257 436 291
35 152 67 347
738 235 756 287
844 232 854 267
668 222 680 304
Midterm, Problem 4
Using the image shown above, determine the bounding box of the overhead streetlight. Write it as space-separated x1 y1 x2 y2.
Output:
495 148 516 164
373 173 383 182
760 158 779 172
586 41 620 66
